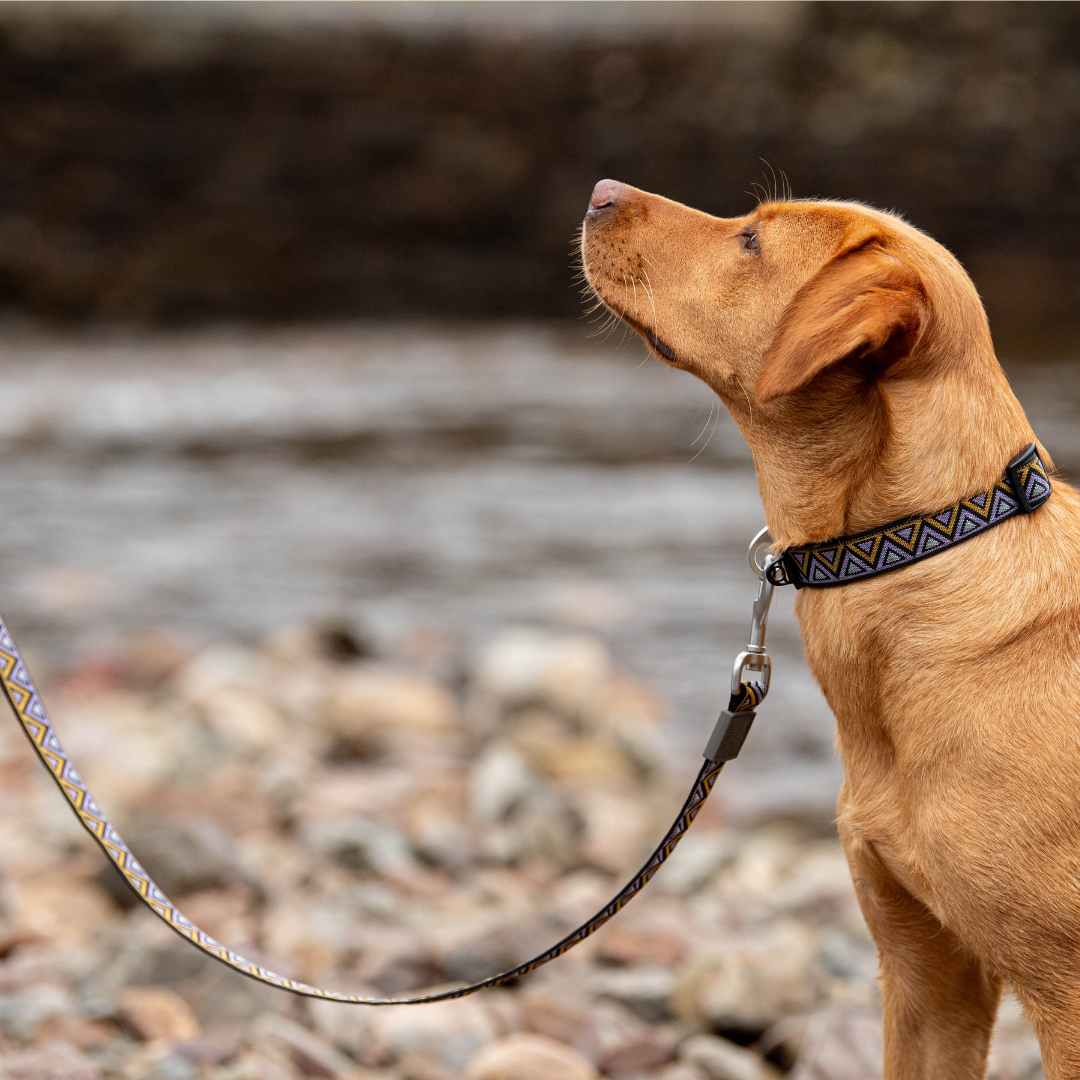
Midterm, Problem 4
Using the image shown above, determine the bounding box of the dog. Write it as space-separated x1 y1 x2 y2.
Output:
581 179 1080 1078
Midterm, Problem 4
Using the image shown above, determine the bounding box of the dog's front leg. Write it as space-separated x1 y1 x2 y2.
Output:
841 828 1002 1079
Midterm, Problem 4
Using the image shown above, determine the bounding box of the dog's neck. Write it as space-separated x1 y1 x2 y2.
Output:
714 347 1037 550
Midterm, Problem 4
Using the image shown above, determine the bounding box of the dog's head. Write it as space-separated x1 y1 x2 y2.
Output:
581 181 1034 543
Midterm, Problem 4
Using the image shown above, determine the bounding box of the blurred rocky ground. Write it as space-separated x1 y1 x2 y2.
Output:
0 620 1044 1079
0 1 1079 349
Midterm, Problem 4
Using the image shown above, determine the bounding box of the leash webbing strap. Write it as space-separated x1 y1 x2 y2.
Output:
0 617 753 1005
776 443 1052 589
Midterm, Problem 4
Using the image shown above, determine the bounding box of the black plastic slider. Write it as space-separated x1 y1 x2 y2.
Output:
704 710 756 763
766 557 795 588
1004 442 1040 514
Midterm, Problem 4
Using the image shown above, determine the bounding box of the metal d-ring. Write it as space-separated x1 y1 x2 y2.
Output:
749 527 792 588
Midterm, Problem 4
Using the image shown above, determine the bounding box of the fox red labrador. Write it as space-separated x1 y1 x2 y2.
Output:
582 180 1080 1078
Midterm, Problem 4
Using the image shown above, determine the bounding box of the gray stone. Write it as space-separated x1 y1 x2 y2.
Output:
781 1008 884 1080
299 816 419 879
0 984 78 1042
673 926 822 1034
587 965 676 1024
95 815 245 907
679 1034 776 1080
463 1033 599 1080
253 1013 358 1078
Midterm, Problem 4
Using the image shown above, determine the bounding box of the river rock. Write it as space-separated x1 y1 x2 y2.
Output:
653 832 739 896
406 809 474 872
48 691 197 812
679 1034 777 1080
252 1013 358 1078
96 815 243 906
260 892 384 982
0 983 80 1042
201 688 290 754
33 1017 113 1053
506 709 636 787
537 735 637 788
766 844 862 926
657 1065 710 1080
587 965 677 1023
307 999 379 1063
115 986 200 1042
368 996 500 1074
593 674 665 729
322 665 459 754
472 629 610 718
521 986 654 1066
174 647 278 728
594 913 691 967
0 1041 102 1080
470 743 536 824
469 743 579 866
463 1032 599 1080
438 918 554 985
299 816 419 879
672 924 822 1034
577 791 652 874
205 1043 298 1080
0 617 895 1080
598 1025 678 1077
987 994 1043 1080
520 987 598 1056
171 1026 245 1067
781 1008 884 1080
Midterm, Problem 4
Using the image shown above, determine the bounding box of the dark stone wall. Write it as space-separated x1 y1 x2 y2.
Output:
1 1 1079 342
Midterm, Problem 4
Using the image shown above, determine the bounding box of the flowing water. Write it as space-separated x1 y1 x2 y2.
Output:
0 321 1075 825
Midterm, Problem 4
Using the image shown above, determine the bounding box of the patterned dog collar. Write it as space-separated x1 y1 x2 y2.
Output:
772 443 1052 589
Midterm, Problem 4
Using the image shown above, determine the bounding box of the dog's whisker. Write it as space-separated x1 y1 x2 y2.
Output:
639 267 658 328
735 374 754 429
688 396 719 462
690 395 715 447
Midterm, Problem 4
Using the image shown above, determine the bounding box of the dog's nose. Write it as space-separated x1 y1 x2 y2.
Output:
589 179 625 213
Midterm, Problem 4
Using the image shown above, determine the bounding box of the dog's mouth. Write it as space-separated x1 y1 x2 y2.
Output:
610 307 681 367
581 230 680 366
643 327 679 365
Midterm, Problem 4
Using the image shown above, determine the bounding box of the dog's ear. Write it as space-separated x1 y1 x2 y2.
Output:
755 246 926 404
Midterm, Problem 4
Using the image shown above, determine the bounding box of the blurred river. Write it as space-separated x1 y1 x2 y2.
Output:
0 321 1075 825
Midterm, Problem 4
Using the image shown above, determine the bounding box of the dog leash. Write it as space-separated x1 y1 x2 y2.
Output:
0 531 779 1005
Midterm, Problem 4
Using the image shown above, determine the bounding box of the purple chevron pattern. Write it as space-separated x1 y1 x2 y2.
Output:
728 679 767 713
784 449 1051 588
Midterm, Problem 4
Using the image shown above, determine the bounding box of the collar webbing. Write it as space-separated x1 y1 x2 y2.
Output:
774 443 1052 589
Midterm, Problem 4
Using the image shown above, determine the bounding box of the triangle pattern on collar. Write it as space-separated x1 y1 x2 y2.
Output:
782 445 1052 589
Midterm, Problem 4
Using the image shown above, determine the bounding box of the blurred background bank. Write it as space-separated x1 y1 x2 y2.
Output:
1 0 1079 829
0 6 1072 1076
1 0 1077 801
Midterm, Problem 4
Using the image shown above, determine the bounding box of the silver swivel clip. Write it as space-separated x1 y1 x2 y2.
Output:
704 526 777 764
733 525 776 698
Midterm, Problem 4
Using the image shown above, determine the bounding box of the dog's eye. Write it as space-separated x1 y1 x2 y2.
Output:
739 225 760 255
